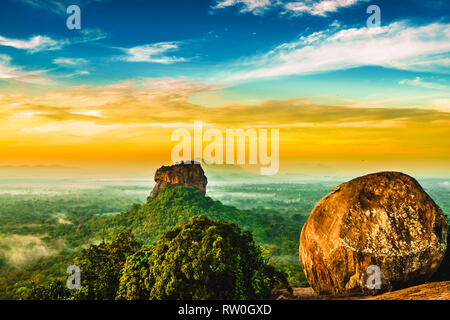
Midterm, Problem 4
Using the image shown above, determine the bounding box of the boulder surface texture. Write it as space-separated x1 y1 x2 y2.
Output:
299 172 448 295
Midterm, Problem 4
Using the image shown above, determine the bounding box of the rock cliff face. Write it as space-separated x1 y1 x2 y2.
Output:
299 172 448 296
150 162 208 198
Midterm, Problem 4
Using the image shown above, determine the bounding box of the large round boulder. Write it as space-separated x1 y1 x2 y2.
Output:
299 172 447 295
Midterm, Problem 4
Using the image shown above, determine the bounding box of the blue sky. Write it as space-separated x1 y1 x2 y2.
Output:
0 0 448 106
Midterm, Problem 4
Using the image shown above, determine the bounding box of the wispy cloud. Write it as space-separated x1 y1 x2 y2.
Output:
399 77 448 90
431 98 450 112
53 58 89 66
5 78 448 127
0 28 106 54
119 42 187 64
60 70 90 78
0 35 65 53
217 21 450 81
19 0 67 14
19 0 105 15
0 77 216 123
76 28 108 42
21 121 121 135
212 0 366 16
212 0 274 15
53 58 90 79
283 0 368 16
0 55 49 84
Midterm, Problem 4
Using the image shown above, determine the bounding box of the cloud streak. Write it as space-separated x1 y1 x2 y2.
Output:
0 55 49 84
53 57 89 66
213 0 274 15
217 21 450 82
0 35 65 53
119 42 187 64
399 77 448 90
212 0 367 16
19 0 105 15
0 27 107 54
283 0 368 16
5 79 449 127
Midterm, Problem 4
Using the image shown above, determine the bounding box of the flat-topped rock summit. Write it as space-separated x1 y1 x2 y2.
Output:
150 162 208 198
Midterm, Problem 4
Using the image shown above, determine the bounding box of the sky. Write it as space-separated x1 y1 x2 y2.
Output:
0 0 449 177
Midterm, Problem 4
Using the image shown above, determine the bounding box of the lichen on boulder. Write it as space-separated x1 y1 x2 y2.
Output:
299 171 448 295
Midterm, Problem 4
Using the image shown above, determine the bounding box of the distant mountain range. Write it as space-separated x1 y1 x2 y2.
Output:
0 165 85 178
0 162 345 181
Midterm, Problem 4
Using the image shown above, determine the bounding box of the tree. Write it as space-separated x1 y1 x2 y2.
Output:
0 255 5 270
71 228 142 300
21 229 141 300
21 280 70 300
117 215 290 300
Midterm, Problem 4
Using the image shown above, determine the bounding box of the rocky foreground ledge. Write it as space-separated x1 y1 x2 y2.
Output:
272 281 450 300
